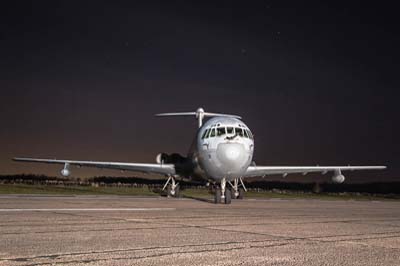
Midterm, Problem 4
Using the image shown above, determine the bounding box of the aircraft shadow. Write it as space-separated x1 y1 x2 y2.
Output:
181 195 214 203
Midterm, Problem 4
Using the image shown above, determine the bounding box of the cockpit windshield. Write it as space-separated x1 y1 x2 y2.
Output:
201 129 209 139
247 129 253 139
217 127 226 136
201 125 253 140
235 128 244 137
209 128 216 137
243 129 249 138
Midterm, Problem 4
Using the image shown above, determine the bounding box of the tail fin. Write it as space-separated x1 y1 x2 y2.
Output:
155 107 241 128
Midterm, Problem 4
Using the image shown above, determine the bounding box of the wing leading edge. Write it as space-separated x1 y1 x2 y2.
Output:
243 165 386 178
13 157 176 176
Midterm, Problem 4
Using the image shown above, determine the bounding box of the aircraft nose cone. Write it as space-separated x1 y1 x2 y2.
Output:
225 145 240 160
216 143 248 175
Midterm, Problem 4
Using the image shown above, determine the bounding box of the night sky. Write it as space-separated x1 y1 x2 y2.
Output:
1 1 399 182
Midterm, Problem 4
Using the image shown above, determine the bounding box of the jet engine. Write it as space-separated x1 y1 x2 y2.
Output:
332 173 345 184
61 168 70 177
156 153 186 164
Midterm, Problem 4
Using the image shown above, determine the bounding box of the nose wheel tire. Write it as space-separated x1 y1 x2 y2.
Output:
214 179 232 204
214 188 221 204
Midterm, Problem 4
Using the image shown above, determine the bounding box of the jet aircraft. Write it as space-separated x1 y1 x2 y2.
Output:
14 108 386 204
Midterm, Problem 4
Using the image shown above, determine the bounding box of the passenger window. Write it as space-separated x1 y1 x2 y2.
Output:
217 127 226 136
201 129 209 139
209 128 216 137
235 128 243 137
226 127 234 134
243 129 249 138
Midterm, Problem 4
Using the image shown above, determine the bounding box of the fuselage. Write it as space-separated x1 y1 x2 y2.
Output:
189 117 254 182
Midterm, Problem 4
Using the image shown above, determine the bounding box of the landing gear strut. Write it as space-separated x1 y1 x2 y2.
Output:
228 178 247 200
163 175 180 197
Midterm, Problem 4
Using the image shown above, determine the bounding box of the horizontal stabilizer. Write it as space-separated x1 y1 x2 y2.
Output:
155 107 241 128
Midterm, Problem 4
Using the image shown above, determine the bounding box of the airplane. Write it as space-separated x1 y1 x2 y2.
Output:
13 107 386 204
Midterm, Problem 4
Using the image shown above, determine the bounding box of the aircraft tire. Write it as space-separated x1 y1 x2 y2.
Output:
167 185 179 198
167 185 172 197
224 189 231 204
214 188 221 204
238 188 244 199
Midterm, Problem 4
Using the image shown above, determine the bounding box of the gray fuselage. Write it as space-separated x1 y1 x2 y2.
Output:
188 117 254 182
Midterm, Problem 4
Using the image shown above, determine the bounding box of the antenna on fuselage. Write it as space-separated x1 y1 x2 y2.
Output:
155 107 242 128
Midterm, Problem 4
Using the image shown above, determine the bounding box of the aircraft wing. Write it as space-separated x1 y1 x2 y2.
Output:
13 157 176 176
243 165 386 178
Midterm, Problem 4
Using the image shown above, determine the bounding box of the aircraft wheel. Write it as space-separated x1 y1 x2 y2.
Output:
167 185 172 197
175 185 180 198
214 188 221 204
167 185 178 198
238 188 244 199
224 189 231 204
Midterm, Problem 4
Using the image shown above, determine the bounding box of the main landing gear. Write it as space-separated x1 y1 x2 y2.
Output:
229 177 247 200
163 175 180 198
214 177 247 204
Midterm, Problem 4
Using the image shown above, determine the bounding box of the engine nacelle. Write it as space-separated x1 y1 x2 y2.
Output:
61 168 70 177
156 153 168 164
156 153 186 164
332 174 345 184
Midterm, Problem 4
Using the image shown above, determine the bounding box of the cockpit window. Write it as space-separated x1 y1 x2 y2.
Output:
209 128 216 137
205 129 212 138
217 127 226 136
201 129 209 139
243 129 249 138
246 129 253 139
203 126 252 139
235 127 244 137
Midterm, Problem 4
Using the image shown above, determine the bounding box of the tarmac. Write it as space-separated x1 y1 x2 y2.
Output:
0 195 399 266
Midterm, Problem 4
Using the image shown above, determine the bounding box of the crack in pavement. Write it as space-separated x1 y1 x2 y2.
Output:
3 230 400 264
8 242 293 266
0 238 284 263
1 225 183 235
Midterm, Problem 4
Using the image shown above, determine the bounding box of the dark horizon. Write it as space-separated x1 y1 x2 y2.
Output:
1 1 399 183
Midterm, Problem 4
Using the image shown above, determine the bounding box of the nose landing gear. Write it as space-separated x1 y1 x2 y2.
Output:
213 177 247 204
214 177 232 204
